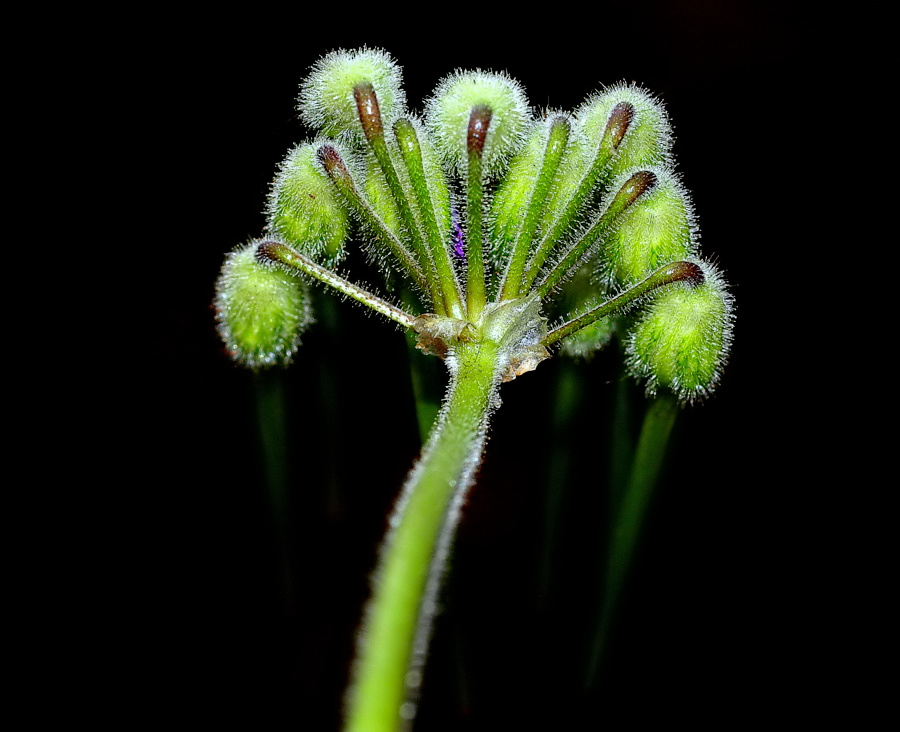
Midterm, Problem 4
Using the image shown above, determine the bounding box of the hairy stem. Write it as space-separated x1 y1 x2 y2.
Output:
542 260 704 348
464 106 492 319
523 101 635 288
354 84 445 312
344 339 503 732
257 240 418 329
500 116 570 300
532 170 658 300
394 118 465 319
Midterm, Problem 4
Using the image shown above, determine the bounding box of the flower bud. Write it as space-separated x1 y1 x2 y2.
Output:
576 83 672 182
298 48 405 138
601 166 696 286
626 260 734 402
424 70 529 176
267 142 350 267
214 240 313 368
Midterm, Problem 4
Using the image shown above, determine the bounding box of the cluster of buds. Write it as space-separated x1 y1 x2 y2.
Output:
215 48 733 403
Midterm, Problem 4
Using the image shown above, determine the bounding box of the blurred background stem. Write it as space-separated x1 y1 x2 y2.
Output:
586 391 679 686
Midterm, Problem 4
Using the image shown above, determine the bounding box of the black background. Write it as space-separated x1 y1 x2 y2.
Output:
135 4 867 728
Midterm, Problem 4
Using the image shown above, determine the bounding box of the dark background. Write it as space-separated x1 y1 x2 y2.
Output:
141 4 865 728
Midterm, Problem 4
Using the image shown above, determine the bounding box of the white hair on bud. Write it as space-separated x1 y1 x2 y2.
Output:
424 68 531 177
298 46 406 139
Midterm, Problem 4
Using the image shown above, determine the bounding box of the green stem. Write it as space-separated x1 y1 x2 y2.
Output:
354 84 445 312
523 101 635 290
500 116 570 300
253 370 295 614
256 240 418 330
317 144 429 296
394 118 465 319
542 260 704 348
585 392 679 686
464 106 491 319
344 339 503 732
533 170 658 300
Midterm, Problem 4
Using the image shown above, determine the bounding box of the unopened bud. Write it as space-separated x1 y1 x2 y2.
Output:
602 167 696 285
214 240 312 369
267 143 350 267
425 70 529 176
299 48 405 138
626 260 734 403
577 83 672 181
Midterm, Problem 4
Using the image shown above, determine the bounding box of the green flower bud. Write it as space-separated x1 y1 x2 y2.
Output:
214 240 313 369
267 142 350 267
424 70 529 176
576 83 672 181
298 48 405 138
626 261 734 403
601 166 696 286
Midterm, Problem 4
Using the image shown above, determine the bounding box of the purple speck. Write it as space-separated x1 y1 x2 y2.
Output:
451 207 465 259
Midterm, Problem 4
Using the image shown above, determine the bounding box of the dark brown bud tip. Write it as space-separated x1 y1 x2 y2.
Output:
317 144 352 183
620 169 658 206
467 104 493 157
665 260 705 287
256 240 292 265
605 101 635 151
353 81 384 141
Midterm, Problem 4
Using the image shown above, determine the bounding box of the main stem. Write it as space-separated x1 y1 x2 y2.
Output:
344 339 503 732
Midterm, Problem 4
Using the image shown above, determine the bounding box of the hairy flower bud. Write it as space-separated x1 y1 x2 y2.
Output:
601 166 696 286
425 70 529 176
214 241 312 368
298 48 405 138
626 261 734 402
267 142 350 267
577 83 672 180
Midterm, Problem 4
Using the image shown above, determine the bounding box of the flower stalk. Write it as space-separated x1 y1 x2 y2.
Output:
344 338 504 731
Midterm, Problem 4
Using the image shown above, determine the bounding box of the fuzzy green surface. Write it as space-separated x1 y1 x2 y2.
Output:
268 143 350 266
602 167 695 286
299 48 405 138
577 83 672 180
489 121 546 264
544 124 593 219
627 266 733 402
425 70 529 176
214 243 312 368
363 149 404 239
364 122 452 248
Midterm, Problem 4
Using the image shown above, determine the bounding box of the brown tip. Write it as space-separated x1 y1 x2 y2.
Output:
620 169 658 206
665 260 705 287
353 81 384 141
255 240 290 265
467 104 493 157
605 101 635 151
317 144 352 184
